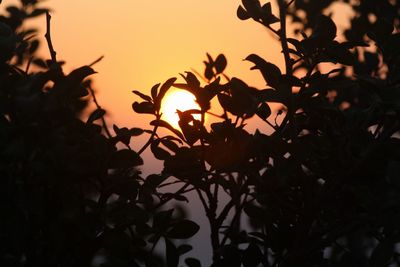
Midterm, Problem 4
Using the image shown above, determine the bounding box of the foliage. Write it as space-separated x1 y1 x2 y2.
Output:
1 0 400 267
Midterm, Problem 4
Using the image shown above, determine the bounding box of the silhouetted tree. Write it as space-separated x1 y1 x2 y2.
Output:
1 0 400 267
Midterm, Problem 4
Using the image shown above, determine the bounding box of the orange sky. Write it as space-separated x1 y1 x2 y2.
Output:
18 0 283 123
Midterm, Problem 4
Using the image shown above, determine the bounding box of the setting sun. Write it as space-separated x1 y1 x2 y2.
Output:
160 89 202 129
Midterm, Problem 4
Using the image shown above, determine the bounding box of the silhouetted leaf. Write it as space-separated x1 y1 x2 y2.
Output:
177 244 193 255
150 119 185 140
161 138 180 152
245 54 281 88
185 258 201 267
256 102 271 120
132 101 155 114
165 238 179 267
167 220 199 239
132 90 153 102
237 5 250 20
109 149 143 168
151 140 171 160
151 83 161 100
311 15 337 45
162 193 188 202
87 108 105 124
242 243 263 267
130 127 144 136
153 209 174 230
156 77 177 108
370 240 393 267
215 54 227 74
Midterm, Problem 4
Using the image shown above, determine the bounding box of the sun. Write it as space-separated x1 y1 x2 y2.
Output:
160 89 202 129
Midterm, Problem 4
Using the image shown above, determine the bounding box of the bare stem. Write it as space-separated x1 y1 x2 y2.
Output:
45 12 59 68
88 85 113 139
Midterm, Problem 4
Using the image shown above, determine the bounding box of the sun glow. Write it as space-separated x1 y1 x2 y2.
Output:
160 89 202 129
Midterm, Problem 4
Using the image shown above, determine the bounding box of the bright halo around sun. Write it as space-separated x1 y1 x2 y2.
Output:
160 89 202 129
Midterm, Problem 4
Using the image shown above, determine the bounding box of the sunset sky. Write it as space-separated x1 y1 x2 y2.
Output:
1 0 352 264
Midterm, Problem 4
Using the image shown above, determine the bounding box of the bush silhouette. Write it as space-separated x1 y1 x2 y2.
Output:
1 0 400 267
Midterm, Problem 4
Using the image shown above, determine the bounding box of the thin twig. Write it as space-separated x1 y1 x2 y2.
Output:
89 55 104 67
286 0 296 8
45 11 59 68
88 85 113 139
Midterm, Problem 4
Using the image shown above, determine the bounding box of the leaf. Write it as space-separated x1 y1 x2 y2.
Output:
162 193 188 202
185 258 201 267
108 149 143 168
129 127 144 136
151 83 161 100
245 54 281 88
215 54 227 74
87 108 105 124
370 240 393 267
153 209 174 230
144 174 166 189
177 244 193 255
237 5 250 20
311 15 337 45
242 243 263 267
165 238 179 267
156 77 177 108
181 71 201 90
151 140 171 160
32 58 47 68
150 119 185 140
167 220 200 239
244 204 265 220
132 90 153 102
67 65 96 85
132 101 155 114
256 102 271 120
160 138 180 152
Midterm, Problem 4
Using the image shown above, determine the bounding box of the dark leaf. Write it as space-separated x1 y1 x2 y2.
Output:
151 140 171 160
144 174 166 189
108 149 143 168
162 193 188 203
370 240 393 267
215 54 227 74
185 258 201 267
130 127 144 136
311 15 337 44
132 90 153 102
177 244 193 256
153 209 174 230
256 102 271 120
167 220 199 239
67 66 96 85
151 83 161 100
237 5 250 20
245 54 281 88
132 101 155 114
156 77 177 108
242 243 263 267
181 71 201 90
161 138 180 152
150 119 185 140
87 108 105 124
244 204 265 219
29 39 39 54
32 58 47 68
165 238 179 267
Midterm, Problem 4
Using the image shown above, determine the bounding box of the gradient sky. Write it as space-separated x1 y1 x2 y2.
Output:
1 0 352 264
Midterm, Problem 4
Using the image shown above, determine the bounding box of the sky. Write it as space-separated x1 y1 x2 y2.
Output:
1 0 352 265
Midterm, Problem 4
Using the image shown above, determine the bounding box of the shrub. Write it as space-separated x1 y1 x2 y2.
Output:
1 0 400 266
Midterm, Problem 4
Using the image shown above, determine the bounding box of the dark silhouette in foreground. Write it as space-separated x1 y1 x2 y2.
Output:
1 0 400 266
